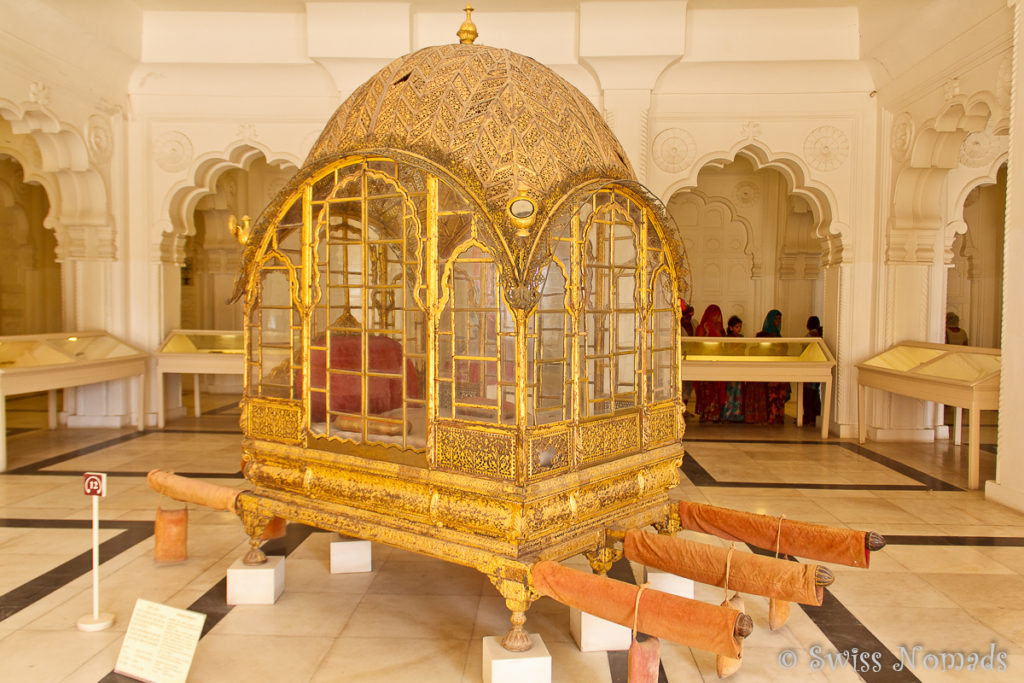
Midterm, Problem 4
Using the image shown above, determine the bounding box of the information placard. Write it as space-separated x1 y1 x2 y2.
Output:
114 598 206 683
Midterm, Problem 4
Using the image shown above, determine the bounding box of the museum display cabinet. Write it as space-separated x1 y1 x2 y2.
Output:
154 330 244 427
0 330 146 470
857 341 1000 489
680 337 836 437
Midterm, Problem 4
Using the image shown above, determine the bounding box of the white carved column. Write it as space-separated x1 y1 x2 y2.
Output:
821 233 861 438
987 0 1024 510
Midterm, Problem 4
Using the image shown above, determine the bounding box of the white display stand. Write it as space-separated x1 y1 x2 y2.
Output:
0 331 147 471
680 336 836 438
482 633 551 683
226 555 285 605
646 570 694 599
330 535 372 574
857 341 1000 489
569 607 632 652
154 330 244 427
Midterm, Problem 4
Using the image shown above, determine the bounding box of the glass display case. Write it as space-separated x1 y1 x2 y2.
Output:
154 330 244 427
0 330 147 470
680 337 836 438
857 341 1000 489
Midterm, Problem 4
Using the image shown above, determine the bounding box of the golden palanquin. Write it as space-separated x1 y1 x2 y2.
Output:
226 34 691 644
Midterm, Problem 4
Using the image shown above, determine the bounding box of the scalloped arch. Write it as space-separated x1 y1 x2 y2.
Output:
943 152 1007 265
0 97 110 260
663 141 841 260
161 140 301 243
666 188 755 274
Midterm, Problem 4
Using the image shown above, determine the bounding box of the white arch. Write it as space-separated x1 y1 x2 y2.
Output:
159 140 301 240
662 140 843 263
0 97 111 260
943 149 1008 264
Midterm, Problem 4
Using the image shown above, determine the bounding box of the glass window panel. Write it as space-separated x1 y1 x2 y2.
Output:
617 313 636 351
616 271 635 308
438 380 453 416
501 386 516 424
437 335 453 379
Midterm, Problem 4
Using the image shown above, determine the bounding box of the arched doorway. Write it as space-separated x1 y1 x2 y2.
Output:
946 163 1005 348
668 156 826 338
0 155 60 335
180 155 295 395
181 156 293 331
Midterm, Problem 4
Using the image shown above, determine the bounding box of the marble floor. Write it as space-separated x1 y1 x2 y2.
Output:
1 393 1020 682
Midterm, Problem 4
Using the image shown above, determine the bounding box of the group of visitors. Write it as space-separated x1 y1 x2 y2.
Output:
683 305 824 427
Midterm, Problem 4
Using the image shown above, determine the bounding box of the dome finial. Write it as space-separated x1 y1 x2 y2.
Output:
457 3 478 44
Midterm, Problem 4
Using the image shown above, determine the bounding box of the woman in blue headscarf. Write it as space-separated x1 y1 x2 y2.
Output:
743 310 790 424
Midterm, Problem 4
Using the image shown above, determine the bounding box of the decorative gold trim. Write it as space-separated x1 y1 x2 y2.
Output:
457 3 478 45
579 412 640 463
435 422 517 480
246 399 304 445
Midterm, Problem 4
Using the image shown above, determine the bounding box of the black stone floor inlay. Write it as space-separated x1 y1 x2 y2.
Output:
746 546 922 683
201 402 240 416
681 452 932 491
0 519 153 623
4 427 34 437
1 429 244 477
2 431 151 475
835 442 963 491
679 441 964 492
884 535 1024 546
97 523 319 683
158 428 241 435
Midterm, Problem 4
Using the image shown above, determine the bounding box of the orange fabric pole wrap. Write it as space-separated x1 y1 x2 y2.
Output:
623 529 823 605
531 560 743 658
678 501 870 568
147 469 241 512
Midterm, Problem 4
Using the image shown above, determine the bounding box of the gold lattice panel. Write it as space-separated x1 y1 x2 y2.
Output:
645 406 677 448
579 413 641 464
246 399 303 445
527 428 571 477
435 423 517 480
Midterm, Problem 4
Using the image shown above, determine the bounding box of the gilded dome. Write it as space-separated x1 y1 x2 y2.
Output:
305 42 634 223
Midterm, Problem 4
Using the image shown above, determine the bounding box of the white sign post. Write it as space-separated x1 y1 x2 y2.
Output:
78 472 114 632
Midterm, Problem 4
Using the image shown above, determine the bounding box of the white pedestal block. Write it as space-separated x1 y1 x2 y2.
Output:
226 555 285 605
482 634 551 683
570 607 632 652
330 536 372 574
647 570 694 599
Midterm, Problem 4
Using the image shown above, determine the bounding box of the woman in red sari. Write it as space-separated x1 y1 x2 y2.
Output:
693 305 727 422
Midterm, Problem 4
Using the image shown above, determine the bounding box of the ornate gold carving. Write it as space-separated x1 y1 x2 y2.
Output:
457 4 478 45
435 423 516 479
528 429 570 476
646 406 676 447
247 399 303 445
585 545 622 576
579 414 640 463
304 44 633 250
